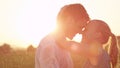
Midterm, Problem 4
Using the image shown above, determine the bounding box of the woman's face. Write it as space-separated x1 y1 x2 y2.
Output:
82 23 100 43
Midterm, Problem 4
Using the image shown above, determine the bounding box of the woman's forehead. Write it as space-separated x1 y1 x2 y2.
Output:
84 22 101 33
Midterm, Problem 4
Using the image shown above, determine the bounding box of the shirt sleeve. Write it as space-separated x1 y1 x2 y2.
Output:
35 40 59 68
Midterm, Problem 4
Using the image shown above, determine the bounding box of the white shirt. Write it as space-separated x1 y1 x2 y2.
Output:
35 34 73 68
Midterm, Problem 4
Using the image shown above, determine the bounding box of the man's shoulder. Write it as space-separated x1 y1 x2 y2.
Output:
38 34 56 48
41 34 54 43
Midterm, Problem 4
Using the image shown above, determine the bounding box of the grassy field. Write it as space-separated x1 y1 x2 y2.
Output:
0 51 119 68
0 48 120 68
0 37 120 68
0 50 35 68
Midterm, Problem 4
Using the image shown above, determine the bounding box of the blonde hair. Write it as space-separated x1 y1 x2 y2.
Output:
109 34 118 68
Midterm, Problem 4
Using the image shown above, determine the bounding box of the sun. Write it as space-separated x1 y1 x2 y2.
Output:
16 19 56 48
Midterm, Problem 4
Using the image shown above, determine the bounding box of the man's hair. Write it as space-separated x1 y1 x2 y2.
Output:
57 3 90 28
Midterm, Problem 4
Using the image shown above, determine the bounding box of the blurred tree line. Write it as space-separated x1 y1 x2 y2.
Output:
0 43 12 55
0 43 36 55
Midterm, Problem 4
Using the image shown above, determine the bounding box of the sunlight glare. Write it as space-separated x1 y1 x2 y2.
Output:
66 33 82 43
16 19 56 48
72 33 82 43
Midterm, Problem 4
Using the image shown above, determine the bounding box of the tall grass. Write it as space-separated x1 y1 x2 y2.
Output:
0 50 35 68
0 49 120 68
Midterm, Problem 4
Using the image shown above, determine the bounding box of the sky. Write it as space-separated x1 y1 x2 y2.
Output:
0 0 120 49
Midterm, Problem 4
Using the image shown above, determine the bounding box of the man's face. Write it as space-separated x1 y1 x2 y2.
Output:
62 17 87 39
64 23 83 39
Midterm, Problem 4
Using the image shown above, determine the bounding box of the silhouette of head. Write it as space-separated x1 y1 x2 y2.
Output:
83 20 111 44
82 20 118 68
57 3 90 39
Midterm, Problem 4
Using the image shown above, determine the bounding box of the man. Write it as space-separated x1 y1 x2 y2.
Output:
35 3 90 68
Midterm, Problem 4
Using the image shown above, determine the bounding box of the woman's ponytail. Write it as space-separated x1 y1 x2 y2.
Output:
109 34 118 68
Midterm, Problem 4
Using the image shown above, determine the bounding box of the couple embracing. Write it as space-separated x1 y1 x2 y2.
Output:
35 3 118 68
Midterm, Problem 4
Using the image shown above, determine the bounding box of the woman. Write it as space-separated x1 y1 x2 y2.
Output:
82 20 118 68
58 20 118 68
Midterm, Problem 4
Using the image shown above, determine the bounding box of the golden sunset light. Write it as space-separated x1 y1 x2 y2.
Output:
0 0 120 49
0 1 120 68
